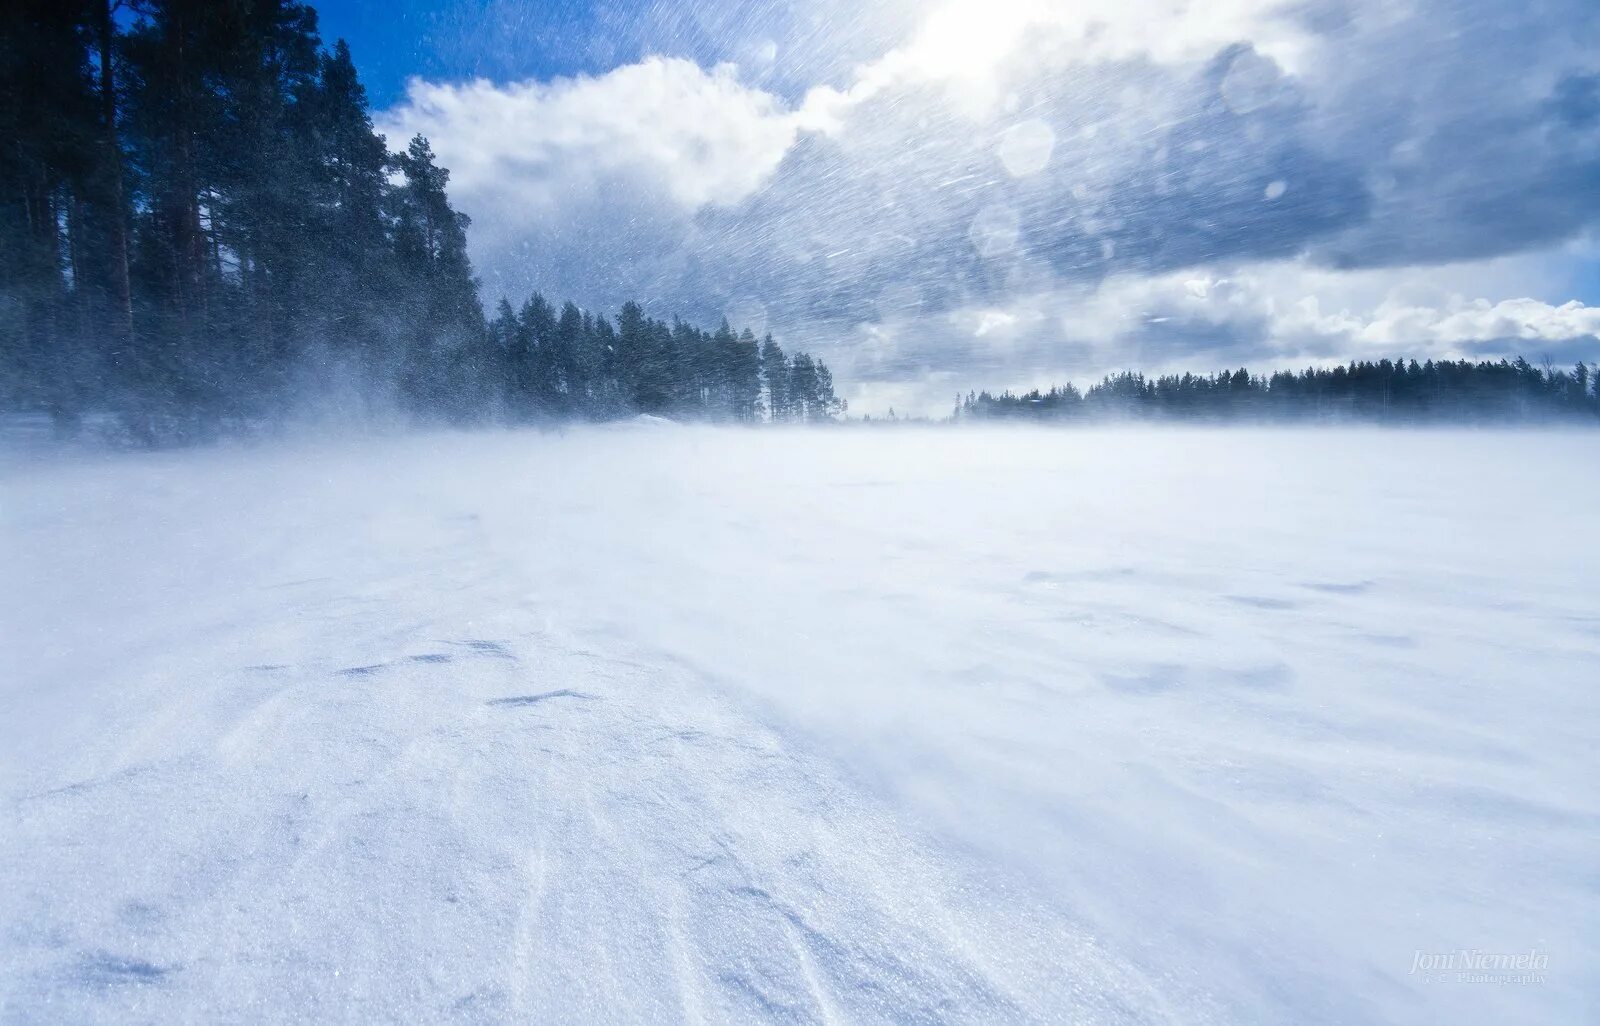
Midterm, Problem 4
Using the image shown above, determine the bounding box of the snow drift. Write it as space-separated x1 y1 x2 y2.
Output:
2 426 1595 1023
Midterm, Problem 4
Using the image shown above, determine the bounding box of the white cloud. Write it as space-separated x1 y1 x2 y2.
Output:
1363 298 1600 348
1083 262 1600 356
831 257 1600 415
381 58 796 211
820 0 1317 116
377 58 810 305
973 309 1022 336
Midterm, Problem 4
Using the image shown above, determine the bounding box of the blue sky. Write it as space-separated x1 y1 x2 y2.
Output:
314 0 631 108
315 0 1600 414
312 0 911 107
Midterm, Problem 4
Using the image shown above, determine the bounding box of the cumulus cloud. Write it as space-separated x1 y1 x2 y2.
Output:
900 262 1600 392
384 58 795 210
377 58 799 306
374 0 1600 411
811 250 1599 414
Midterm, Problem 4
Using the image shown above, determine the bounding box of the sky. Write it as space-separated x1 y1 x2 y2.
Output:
315 0 1600 415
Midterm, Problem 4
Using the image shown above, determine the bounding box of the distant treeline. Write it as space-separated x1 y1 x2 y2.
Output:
0 1 840 442
953 358 1600 423
485 296 843 424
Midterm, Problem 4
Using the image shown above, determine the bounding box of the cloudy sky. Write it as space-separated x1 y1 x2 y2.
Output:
315 0 1600 414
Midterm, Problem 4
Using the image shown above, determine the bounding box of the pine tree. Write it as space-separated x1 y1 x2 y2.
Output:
729 328 762 422
614 300 647 412
301 38 391 376
391 134 484 418
813 359 844 420
788 352 818 422
760 335 788 422
551 301 585 416
519 293 557 417
2 4 858 436
0 0 100 424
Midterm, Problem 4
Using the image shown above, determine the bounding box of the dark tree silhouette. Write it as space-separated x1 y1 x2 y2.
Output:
0 1 844 440
954 359 1600 424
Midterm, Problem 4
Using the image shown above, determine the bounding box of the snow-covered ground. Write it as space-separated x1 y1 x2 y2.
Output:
3 425 1595 1024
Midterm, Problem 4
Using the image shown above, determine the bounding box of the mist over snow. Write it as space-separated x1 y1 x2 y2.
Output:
373 0 1600 415
4 426 1597 1021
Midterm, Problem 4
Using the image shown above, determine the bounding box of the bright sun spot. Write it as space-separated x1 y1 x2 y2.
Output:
903 0 1049 83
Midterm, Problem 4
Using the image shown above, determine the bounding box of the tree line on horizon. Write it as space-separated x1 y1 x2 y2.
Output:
485 296 843 424
950 357 1600 423
0 0 842 443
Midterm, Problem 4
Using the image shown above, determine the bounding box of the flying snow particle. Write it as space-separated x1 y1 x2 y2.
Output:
1264 180 1288 200
1219 48 1285 114
996 120 1055 177
969 204 1021 258
874 283 924 320
724 297 768 338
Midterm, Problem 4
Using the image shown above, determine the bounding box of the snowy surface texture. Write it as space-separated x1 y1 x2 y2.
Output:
3 426 1596 1023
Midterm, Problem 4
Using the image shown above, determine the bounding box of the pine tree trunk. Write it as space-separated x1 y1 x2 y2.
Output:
97 0 133 357
172 6 204 338
23 174 62 423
